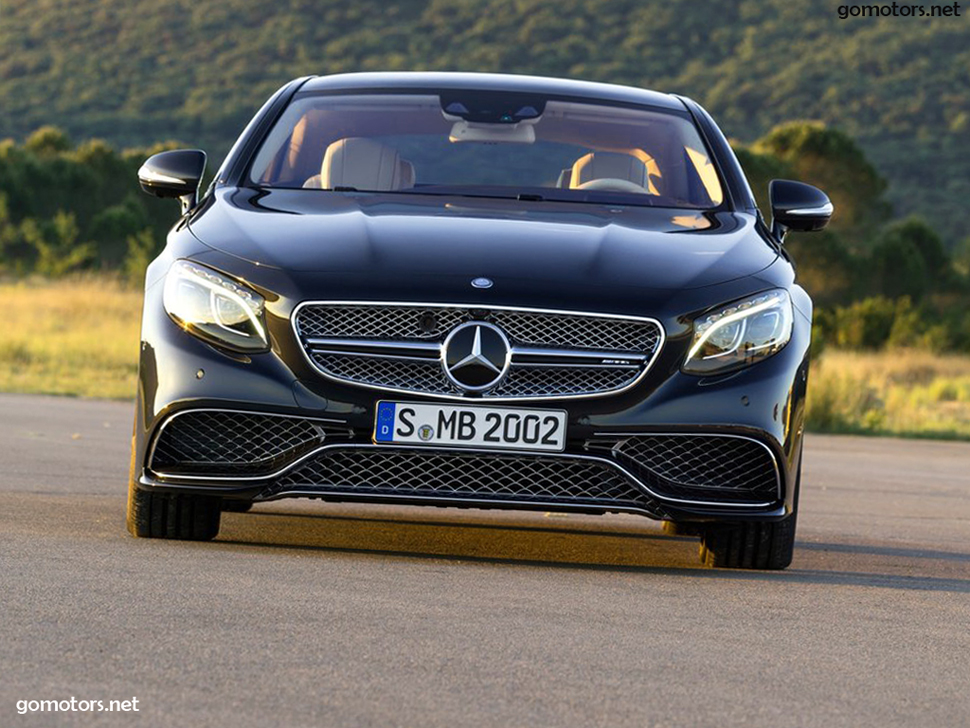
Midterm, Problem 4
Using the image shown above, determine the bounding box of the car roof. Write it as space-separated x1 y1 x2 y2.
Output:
299 72 686 112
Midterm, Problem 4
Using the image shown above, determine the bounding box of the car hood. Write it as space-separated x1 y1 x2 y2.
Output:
188 188 778 294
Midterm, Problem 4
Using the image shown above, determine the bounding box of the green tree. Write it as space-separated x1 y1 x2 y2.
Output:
869 217 952 300
870 232 928 300
785 231 858 306
954 237 970 279
22 211 96 277
732 145 792 213
24 126 72 156
753 122 888 243
122 228 160 286
878 216 950 281
832 297 898 350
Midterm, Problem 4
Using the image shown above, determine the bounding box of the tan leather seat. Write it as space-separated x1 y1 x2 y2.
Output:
569 152 650 189
320 137 404 191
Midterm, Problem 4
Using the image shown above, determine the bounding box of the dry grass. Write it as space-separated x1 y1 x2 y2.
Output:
3 276 970 440
0 276 142 399
807 350 970 439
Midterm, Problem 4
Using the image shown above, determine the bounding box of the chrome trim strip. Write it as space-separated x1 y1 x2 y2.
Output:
290 300 666 402
307 339 647 368
510 346 647 363
149 439 773 509
255 488 666 518
146 407 350 479
590 430 783 501
509 362 641 370
305 338 442 356
137 165 185 186
785 203 833 217
310 349 442 364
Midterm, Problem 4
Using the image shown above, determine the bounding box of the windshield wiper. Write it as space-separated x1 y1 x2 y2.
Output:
516 193 544 202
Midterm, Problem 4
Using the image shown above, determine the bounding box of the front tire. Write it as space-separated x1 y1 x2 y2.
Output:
698 454 801 570
699 514 796 569
222 500 253 513
127 484 221 540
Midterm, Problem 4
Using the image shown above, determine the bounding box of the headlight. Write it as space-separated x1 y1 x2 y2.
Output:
682 290 793 375
163 260 268 352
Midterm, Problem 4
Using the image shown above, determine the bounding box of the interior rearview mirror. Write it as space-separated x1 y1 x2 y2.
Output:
138 149 207 214
769 179 833 241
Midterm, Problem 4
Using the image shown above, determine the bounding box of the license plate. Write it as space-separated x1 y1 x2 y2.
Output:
374 401 567 452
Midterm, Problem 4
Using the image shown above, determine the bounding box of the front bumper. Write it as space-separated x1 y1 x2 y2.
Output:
131 279 809 524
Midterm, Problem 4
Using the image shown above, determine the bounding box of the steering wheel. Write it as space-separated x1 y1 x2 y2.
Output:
576 178 650 194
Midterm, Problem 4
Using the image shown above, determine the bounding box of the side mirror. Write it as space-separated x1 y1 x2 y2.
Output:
769 179 833 241
138 149 207 214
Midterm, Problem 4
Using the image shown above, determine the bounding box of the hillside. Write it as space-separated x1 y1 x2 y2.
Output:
1 0 968 242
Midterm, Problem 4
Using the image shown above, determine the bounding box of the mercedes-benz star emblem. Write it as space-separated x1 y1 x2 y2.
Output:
471 277 493 289
442 322 511 392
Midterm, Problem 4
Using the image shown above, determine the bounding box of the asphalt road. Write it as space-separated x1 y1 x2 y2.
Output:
1 393 969 728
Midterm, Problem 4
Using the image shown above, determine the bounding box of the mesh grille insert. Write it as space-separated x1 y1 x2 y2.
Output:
312 353 457 394
491 366 640 397
606 435 780 502
150 411 349 476
298 305 467 341
295 303 663 398
489 309 659 351
262 447 659 514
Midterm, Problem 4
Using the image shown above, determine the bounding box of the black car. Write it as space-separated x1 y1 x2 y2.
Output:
129 72 832 570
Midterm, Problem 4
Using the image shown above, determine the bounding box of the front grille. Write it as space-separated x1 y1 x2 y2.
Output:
590 434 780 503
491 366 639 398
298 305 467 341
312 353 452 393
294 303 663 399
260 446 663 515
149 410 351 477
487 309 653 351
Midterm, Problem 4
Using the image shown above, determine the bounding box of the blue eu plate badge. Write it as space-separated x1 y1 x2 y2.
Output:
374 402 397 442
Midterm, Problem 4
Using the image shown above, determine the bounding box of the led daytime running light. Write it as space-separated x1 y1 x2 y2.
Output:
688 293 783 361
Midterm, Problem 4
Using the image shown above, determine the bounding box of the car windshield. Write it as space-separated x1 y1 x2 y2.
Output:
248 91 724 210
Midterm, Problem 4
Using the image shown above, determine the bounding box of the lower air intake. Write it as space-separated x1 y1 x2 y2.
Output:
605 434 781 503
260 446 663 515
149 410 349 477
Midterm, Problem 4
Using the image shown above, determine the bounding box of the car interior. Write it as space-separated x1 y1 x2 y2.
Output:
249 95 723 207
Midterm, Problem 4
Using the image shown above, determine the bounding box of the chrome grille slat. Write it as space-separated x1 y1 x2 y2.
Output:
295 303 664 399
312 353 458 393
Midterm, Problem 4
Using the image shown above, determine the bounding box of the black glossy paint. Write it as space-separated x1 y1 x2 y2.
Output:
770 179 834 233
131 72 818 525
138 149 207 209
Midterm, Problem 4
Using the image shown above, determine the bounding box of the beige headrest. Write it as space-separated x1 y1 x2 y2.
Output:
570 152 649 188
321 138 403 191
